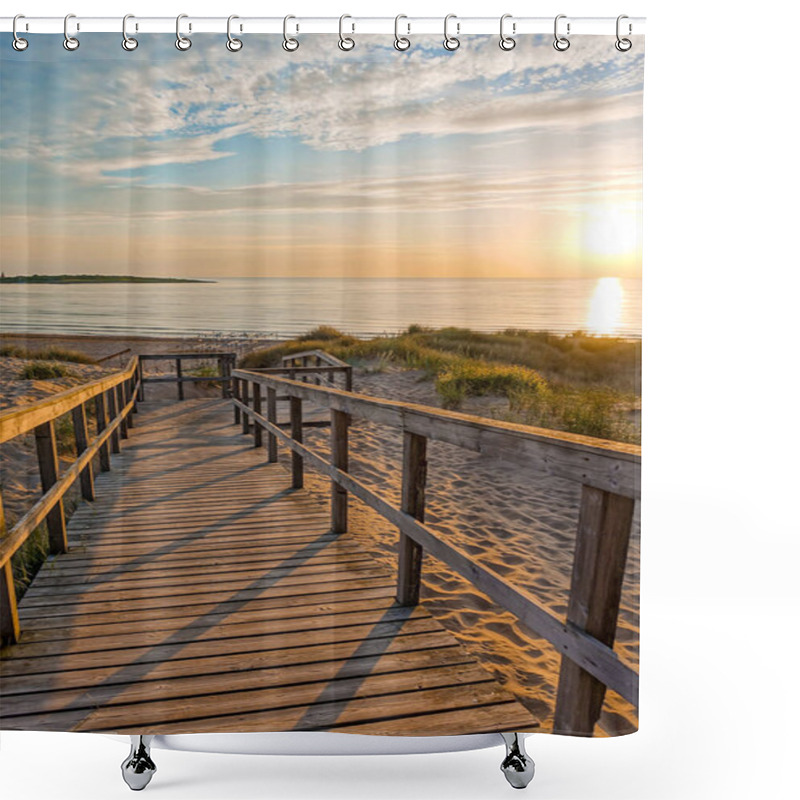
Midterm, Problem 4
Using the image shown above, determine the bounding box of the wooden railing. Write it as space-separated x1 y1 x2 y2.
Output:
138 353 236 401
0 357 141 645
232 360 640 735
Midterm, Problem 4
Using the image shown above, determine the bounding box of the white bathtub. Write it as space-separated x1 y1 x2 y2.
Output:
110 732 535 790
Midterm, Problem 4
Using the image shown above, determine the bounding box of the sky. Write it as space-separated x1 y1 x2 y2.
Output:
0 34 644 279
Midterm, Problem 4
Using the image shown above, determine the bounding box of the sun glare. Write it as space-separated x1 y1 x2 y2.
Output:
582 206 639 258
586 277 624 336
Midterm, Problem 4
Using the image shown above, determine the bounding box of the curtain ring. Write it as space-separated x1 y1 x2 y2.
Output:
227 15 243 51
283 15 299 52
63 13 80 51
499 14 516 51
394 15 410 51
175 14 192 50
553 14 570 51
443 14 460 51
615 15 633 51
12 15 28 51
338 14 355 51
122 14 138 51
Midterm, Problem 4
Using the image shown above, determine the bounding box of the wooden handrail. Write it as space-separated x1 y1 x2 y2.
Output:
0 357 140 645
138 353 236 401
232 361 641 733
0 357 138 444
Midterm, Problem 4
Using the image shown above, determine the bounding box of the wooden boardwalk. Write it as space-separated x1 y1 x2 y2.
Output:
0 397 538 735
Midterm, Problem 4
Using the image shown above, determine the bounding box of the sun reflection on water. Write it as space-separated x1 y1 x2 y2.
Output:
586 277 624 335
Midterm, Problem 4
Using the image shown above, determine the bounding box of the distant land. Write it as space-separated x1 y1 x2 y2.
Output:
0 274 214 284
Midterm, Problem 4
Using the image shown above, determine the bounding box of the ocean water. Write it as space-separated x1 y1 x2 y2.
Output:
0 277 641 339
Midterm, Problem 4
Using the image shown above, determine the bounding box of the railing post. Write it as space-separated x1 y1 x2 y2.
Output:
107 389 121 454
241 380 250 435
71 402 95 501
136 359 145 402
127 376 136 425
0 496 20 645
233 377 241 425
252 383 263 448
345 366 353 392
290 395 303 489
315 355 322 386
330 409 349 533
34 420 68 554
176 358 184 401
116 384 128 439
94 393 111 472
553 485 635 736
266 387 278 462
397 431 427 606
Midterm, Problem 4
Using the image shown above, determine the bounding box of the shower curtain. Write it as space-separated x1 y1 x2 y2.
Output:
0 29 643 741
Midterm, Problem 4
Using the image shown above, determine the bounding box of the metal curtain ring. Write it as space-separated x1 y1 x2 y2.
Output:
553 14 570 51
443 14 460 51
615 14 632 51
12 14 28 51
122 14 138 51
283 15 299 51
175 14 192 50
499 14 516 51
394 14 410 51
338 14 355 51
227 15 243 51
63 13 80 51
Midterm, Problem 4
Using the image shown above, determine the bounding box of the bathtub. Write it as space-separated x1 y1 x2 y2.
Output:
111 731 535 791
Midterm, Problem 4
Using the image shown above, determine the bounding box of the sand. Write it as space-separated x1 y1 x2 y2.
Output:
0 334 639 736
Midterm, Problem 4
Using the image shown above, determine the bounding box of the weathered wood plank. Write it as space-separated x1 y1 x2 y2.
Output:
330 409 349 533
397 431 426 606
0 498 20 645
34 420 68 555
0 358 137 444
554 485 636 735
236 370 640 497
70 403 95 502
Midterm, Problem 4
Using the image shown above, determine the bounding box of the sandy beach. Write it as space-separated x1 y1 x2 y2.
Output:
1 333 639 736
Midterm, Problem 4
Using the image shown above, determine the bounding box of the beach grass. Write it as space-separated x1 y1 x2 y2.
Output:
1 345 96 364
241 326 640 443
17 362 76 380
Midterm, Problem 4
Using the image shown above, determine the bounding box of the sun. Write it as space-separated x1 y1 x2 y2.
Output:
581 205 640 259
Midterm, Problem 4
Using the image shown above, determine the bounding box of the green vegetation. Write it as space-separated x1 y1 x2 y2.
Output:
241 326 640 443
18 362 75 380
187 364 222 388
0 273 213 284
1 345 95 364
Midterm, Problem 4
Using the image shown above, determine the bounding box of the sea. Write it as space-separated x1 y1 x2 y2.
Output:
0 277 641 340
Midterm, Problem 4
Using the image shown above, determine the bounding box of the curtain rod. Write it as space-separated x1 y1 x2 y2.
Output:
1 16 645 36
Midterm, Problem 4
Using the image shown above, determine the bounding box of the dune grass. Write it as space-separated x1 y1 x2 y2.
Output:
241 326 640 443
1 345 95 364
17 362 76 380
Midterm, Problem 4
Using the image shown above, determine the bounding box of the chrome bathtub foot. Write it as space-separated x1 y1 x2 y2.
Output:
500 733 535 789
121 735 156 791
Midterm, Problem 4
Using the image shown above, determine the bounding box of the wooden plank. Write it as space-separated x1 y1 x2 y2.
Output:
0 616 447 677
252 383 263 448
0 629 462 697
0 498 20 645
1 645 473 721
139 353 234 361
553 485 636 735
93 392 110 472
106 389 120 454
70 403 95 501
290 396 303 489
238 403 639 705
116 384 128 439
330 409 349 533
235 370 640 497
240 380 249 434
397 431 426 606
0 358 137 444
34 420 68 555
266 386 278 462
176 358 184 400
105 681 523 735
